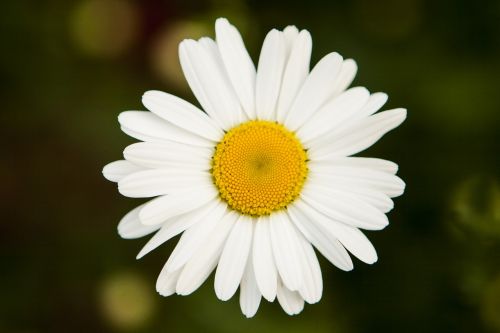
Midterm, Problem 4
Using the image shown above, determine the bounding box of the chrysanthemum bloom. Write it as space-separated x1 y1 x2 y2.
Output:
103 18 406 317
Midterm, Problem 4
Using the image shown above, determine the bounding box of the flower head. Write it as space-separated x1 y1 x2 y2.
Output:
103 18 406 317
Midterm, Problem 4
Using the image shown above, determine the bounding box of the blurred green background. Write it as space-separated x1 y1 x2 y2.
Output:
1 0 499 332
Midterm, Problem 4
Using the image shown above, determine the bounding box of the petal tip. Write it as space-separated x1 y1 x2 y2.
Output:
343 58 357 67
298 29 312 39
329 51 343 62
367 257 378 265
262 293 276 302
101 163 114 181
135 246 148 259
400 108 408 120
178 38 197 51
116 227 126 239
142 90 162 102
215 17 229 25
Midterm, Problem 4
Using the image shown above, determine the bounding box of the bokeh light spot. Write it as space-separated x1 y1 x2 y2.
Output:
71 0 140 58
99 271 155 330
150 20 211 90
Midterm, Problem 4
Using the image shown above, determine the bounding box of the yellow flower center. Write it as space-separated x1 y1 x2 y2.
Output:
212 120 308 216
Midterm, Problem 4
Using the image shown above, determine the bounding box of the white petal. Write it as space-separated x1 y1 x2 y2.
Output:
178 39 215 125
284 52 343 130
344 188 394 213
239 251 262 318
215 18 256 119
307 174 394 213
294 200 377 264
255 29 287 121
176 211 238 295
269 211 302 291
297 87 370 144
165 202 227 272
287 203 353 271
301 185 389 230
332 59 358 96
117 204 161 239
341 92 388 127
308 157 398 174
198 37 248 125
308 163 406 198
102 160 143 182
179 39 244 130
119 127 159 143
276 278 304 316
118 111 212 147
252 215 278 302
139 186 218 226
283 25 299 53
156 265 182 297
307 93 388 146
142 90 223 141
295 230 323 304
309 108 407 158
215 215 253 301
275 30 312 123
353 190 394 213
136 200 219 259
123 141 212 171
118 169 211 198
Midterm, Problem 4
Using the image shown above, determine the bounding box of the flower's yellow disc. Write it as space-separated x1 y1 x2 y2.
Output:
212 120 308 216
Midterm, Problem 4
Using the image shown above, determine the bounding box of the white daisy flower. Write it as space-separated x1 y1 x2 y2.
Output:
103 18 406 317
